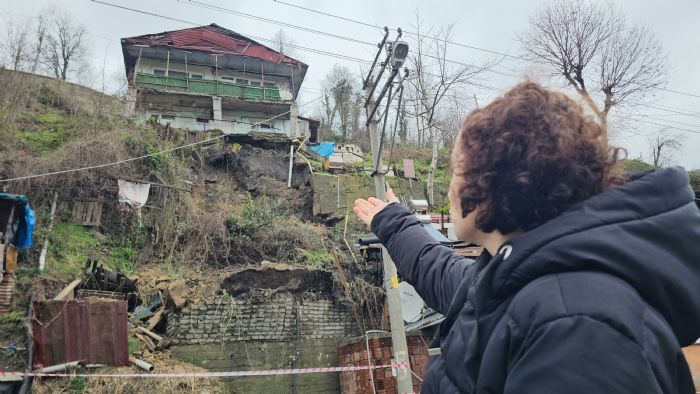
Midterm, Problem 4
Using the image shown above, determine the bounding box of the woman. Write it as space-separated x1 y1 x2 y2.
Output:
354 82 700 393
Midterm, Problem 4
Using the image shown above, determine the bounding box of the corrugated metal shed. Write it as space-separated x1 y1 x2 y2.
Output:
32 299 129 368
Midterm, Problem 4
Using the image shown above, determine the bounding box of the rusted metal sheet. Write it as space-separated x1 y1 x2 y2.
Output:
32 299 129 368
122 25 305 67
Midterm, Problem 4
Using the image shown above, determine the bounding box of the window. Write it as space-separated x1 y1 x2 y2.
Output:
221 76 236 81
190 74 203 80
196 118 209 131
154 69 165 76
263 82 275 87
161 115 175 121
235 78 249 85
169 70 187 79
249 81 261 87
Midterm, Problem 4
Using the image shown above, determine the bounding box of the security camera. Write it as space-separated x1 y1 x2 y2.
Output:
391 41 409 69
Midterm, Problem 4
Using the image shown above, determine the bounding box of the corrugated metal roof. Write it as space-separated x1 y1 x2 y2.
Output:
420 223 452 245
122 23 305 67
32 299 129 368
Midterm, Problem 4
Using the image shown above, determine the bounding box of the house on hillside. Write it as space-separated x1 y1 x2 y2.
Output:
121 24 309 138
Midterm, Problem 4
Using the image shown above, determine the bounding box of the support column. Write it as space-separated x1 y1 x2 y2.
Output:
212 96 223 132
125 87 137 116
289 103 299 138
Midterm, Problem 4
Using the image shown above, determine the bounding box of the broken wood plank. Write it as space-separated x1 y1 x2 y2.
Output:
146 307 166 330
137 326 163 343
134 332 155 352
54 278 82 301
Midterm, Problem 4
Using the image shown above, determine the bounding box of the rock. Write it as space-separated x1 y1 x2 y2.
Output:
168 279 188 309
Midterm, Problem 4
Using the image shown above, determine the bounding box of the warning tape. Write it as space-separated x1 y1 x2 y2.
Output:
0 361 412 379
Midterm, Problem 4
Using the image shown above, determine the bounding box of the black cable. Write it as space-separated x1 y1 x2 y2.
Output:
388 85 404 167
271 0 700 99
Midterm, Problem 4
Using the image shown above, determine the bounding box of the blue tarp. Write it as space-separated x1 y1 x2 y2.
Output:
0 193 35 249
308 142 336 159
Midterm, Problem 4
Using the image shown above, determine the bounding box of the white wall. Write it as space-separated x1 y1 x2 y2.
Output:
143 109 290 135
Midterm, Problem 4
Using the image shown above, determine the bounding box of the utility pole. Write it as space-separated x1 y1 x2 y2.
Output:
364 27 413 394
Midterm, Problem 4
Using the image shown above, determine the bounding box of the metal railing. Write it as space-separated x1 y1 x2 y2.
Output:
135 73 283 101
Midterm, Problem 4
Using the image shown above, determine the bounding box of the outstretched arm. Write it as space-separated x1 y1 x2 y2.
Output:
354 191 475 314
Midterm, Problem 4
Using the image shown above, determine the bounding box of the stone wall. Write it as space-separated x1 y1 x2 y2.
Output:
311 174 449 220
168 293 363 393
166 293 360 344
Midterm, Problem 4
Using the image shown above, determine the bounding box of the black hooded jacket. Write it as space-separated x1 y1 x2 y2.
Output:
371 168 700 393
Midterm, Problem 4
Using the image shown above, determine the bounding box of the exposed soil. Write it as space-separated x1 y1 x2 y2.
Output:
208 142 313 219
220 263 334 296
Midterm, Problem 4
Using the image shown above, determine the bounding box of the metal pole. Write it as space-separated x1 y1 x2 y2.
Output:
287 143 294 188
365 79 413 394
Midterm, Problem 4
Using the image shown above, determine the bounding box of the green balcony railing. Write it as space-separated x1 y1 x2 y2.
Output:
135 73 283 101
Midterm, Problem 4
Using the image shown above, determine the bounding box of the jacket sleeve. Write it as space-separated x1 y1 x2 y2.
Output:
371 203 476 314
505 315 661 394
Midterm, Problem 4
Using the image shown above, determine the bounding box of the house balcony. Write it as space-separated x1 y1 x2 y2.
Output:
134 73 285 101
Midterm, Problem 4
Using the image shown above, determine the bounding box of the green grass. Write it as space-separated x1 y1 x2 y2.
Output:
19 129 63 151
303 250 333 271
48 222 99 275
0 311 24 339
104 245 138 275
66 376 87 394
35 113 64 124
18 112 67 151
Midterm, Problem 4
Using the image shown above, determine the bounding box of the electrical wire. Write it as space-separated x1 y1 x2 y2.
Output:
89 0 700 136
272 0 526 61
271 0 700 99
0 95 322 183
177 0 520 79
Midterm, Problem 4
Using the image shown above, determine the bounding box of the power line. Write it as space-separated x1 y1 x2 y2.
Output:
272 0 527 61
0 95 322 183
624 118 700 135
90 0 372 65
177 0 519 79
90 0 700 134
627 114 700 130
177 0 374 46
272 0 700 100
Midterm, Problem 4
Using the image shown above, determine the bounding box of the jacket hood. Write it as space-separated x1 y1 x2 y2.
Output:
492 167 700 345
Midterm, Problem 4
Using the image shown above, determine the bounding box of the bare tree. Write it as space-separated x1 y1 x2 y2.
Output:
408 15 490 206
42 10 89 81
1 17 31 71
30 15 46 74
271 29 299 58
519 0 667 146
648 128 683 167
320 64 357 141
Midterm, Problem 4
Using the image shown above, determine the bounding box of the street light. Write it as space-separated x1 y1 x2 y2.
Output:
391 41 409 69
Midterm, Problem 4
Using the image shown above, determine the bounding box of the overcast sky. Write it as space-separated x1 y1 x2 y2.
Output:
3 0 699 169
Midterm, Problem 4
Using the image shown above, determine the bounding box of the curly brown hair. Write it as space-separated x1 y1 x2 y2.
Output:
451 81 623 234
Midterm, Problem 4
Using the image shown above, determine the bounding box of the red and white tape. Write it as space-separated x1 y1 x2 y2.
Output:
0 361 412 379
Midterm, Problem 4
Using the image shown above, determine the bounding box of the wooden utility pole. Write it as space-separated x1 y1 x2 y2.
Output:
366 78 413 393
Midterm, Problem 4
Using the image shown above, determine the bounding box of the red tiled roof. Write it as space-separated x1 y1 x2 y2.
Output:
122 24 304 67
